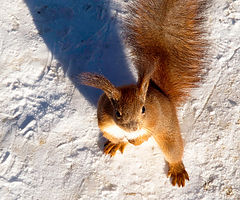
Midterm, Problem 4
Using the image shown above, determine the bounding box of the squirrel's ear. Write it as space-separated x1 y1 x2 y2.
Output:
138 76 150 101
79 72 121 101
137 67 154 101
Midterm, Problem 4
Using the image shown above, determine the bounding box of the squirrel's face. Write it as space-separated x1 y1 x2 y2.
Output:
111 86 147 132
79 72 149 132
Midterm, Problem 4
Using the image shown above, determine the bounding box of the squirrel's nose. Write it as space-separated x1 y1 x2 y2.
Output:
129 121 138 131
132 126 138 131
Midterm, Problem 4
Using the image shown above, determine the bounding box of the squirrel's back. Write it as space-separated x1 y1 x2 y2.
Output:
125 0 208 105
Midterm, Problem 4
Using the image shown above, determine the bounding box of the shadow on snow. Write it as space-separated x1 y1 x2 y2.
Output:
24 0 133 106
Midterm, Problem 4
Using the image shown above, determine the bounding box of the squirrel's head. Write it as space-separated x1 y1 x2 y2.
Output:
110 84 148 132
79 72 150 132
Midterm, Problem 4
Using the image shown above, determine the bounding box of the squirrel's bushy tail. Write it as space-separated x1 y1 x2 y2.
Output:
124 0 208 105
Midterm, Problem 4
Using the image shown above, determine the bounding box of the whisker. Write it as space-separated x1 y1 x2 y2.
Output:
143 127 154 135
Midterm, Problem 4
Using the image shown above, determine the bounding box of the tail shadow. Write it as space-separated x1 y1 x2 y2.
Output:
24 0 133 106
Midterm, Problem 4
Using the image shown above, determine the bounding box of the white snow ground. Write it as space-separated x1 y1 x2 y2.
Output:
0 0 239 199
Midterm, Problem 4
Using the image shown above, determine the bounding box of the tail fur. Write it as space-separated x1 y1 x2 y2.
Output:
124 0 208 105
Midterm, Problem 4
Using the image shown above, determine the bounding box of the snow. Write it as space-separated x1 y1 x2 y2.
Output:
0 0 239 199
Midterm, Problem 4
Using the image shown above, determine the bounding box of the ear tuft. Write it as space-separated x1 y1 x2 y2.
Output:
137 67 154 101
79 72 121 101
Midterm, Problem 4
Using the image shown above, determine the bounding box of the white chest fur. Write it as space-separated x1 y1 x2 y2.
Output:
103 124 147 142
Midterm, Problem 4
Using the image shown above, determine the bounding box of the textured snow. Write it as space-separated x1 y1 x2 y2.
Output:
0 0 239 199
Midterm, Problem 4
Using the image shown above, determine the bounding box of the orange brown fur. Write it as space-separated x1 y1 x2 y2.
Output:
124 0 208 105
79 0 209 187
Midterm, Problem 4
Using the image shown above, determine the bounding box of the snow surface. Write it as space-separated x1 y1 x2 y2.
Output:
0 0 239 199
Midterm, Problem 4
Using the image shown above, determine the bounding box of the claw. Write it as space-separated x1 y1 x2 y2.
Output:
119 143 127 154
109 143 120 157
103 141 127 157
168 162 189 187
104 142 115 155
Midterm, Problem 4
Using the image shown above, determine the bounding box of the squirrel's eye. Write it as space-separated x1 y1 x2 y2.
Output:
142 106 146 114
115 111 121 118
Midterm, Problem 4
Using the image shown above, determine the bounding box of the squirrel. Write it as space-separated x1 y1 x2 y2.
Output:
79 0 208 187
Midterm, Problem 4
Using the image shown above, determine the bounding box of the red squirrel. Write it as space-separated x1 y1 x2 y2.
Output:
79 0 208 187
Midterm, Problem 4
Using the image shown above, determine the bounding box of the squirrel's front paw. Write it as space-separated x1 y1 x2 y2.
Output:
104 141 127 157
167 162 189 187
